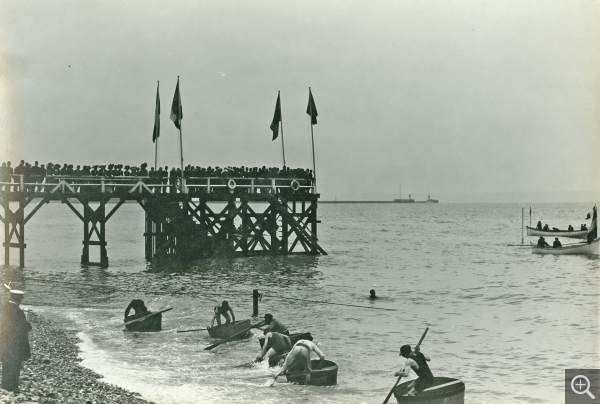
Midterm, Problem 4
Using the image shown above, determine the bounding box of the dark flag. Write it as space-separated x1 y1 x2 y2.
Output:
306 88 318 125
152 82 160 143
270 92 282 140
587 206 597 244
171 78 183 130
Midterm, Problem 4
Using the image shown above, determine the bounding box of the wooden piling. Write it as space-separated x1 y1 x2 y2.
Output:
253 289 259 317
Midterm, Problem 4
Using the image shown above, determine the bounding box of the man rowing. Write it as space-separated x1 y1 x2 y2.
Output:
124 299 150 322
255 332 291 365
257 313 289 335
536 236 549 248
396 344 434 396
269 339 325 386
553 237 562 248
211 300 235 327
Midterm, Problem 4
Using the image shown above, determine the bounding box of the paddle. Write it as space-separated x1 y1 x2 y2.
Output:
382 327 429 404
204 320 266 351
176 328 208 333
119 307 173 328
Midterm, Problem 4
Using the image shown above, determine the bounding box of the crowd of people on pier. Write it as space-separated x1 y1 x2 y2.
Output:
0 160 314 194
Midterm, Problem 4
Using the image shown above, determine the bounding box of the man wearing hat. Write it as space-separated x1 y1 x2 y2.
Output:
258 313 289 336
0 289 32 392
395 344 434 396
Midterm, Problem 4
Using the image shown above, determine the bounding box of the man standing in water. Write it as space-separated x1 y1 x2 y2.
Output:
255 331 292 365
269 339 325 386
0 289 32 392
211 300 235 327
396 344 434 396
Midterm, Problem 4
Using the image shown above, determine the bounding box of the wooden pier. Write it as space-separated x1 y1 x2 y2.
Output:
0 175 325 268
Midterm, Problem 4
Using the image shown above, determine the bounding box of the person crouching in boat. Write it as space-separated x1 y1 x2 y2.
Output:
124 299 150 322
255 332 292 365
258 313 289 335
537 236 549 248
269 339 324 387
211 300 235 327
553 237 562 248
396 344 434 396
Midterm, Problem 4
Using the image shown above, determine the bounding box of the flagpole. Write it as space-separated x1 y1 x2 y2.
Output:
279 91 286 167
154 81 159 170
177 77 184 176
309 87 317 194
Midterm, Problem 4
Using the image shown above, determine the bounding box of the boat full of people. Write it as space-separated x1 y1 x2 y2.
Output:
532 206 598 255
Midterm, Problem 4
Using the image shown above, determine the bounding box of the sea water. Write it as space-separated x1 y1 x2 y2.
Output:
1 202 598 404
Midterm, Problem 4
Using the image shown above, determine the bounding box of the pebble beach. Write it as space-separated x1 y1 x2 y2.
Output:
0 311 152 404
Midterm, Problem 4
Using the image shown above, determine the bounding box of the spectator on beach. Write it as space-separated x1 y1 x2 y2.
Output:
553 238 562 248
395 344 434 396
0 289 32 392
211 301 235 327
268 338 324 386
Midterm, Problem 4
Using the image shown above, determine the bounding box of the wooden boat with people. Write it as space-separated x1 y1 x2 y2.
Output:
393 377 465 404
285 359 338 386
207 319 252 340
531 238 600 255
526 226 588 239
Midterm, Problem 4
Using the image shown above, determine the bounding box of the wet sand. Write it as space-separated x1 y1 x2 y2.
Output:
0 311 153 404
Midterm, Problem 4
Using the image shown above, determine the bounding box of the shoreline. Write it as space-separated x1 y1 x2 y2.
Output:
0 311 153 404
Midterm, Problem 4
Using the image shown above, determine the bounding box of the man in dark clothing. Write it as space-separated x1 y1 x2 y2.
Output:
124 299 149 322
536 221 542 230
255 332 292 364
396 344 433 396
537 236 549 248
0 289 32 392
543 224 550 231
553 238 562 248
258 313 289 335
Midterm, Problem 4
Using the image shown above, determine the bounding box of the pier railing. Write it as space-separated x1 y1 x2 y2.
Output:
0 175 315 196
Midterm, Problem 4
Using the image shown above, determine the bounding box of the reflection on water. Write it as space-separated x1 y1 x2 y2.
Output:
1 202 599 403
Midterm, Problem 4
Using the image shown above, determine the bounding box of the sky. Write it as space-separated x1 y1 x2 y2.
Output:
0 0 599 202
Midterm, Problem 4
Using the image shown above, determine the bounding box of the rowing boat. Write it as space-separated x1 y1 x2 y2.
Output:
207 319 251 340
531 238 600 255
285 359 338 386
526 226 587 239
125 313 162 332
393 377 465 403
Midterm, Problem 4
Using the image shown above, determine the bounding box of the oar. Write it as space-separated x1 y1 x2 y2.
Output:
118 307 173 328
176 328 208 333
382 327 429 404
204 320 266 351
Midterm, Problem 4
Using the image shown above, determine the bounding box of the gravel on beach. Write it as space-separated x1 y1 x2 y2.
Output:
0 311 154 404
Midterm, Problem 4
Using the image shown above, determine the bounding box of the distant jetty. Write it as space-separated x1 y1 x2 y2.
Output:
321 195 439 204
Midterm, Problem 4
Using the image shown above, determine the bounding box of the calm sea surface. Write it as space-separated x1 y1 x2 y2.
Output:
1 202 599 404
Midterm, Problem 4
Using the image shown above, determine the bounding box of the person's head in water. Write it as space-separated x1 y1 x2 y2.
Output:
400 345 412 358
263 313 273 324
369 289 377 299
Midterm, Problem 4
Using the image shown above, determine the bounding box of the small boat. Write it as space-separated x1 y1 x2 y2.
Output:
285 359 338 386
125 313 162 332
393 377 465 404
526 226 588 239
207 319 252 340
532 238 600 255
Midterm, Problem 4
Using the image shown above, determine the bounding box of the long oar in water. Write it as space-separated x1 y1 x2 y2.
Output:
204 320 266 351
382 327 429 404
176 328 208 333
118 307 173 328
